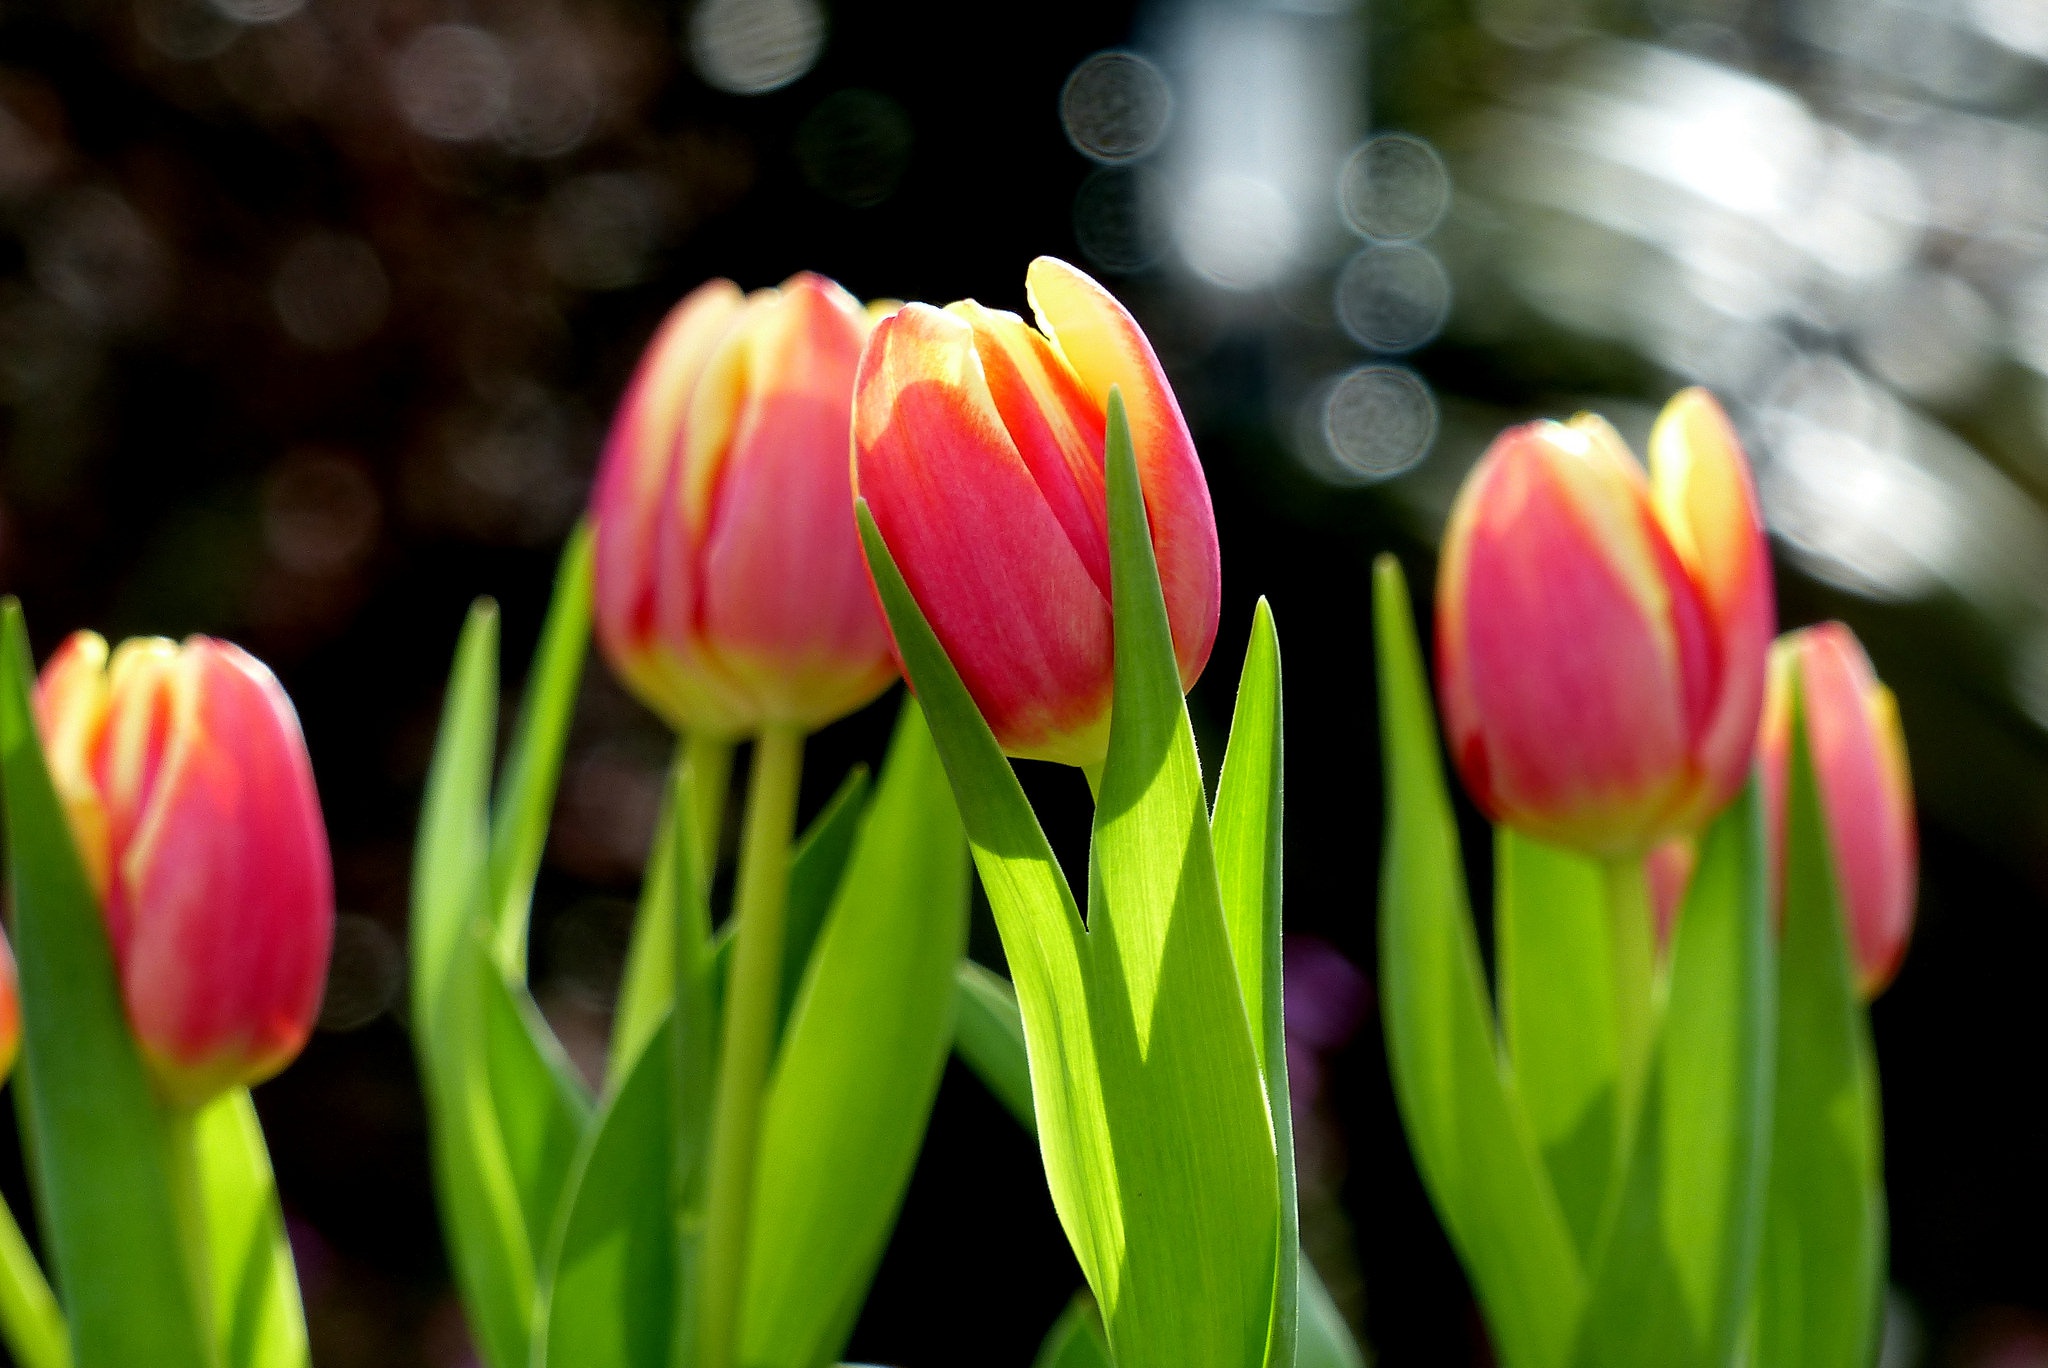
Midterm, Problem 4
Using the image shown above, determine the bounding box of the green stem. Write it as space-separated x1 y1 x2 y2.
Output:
1603 857 1658 1160
696 726 805 1368
163 1107 219 1368
0 1192 69 1368
683 733 735 896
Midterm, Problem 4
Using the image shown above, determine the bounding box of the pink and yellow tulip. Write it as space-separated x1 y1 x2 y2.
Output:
851 256 1220 768
1760 623 1916 997
36 632 334 1107
0 929 17 1085
591 271 897 736
1435 389 1775 858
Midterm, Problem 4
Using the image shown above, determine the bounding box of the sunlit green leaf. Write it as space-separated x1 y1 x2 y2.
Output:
534 1015 678 1368
193 1089 310 1368
0 1195 67 1368
1371 556 1583 1368
1210 597 1297 1368
1496 830 1616 1262
1572 785 1774 1368
1754 689 1884 1368
489 522 592 976
948 960 1369 1368
859 393 1280 1368
953 960 1035 1133
740 700 970 1368
1032 1293 1112 1368
0 601 211 1368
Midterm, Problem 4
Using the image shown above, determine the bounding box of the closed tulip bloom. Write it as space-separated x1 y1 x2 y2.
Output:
591 271 897 736
1436 389 1774 857
0 930 17 1085
36 632 334 1107
1759 623 1916 997
852 256 1220 768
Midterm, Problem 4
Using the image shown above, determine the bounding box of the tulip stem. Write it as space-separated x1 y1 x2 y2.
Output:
0 1191 68 1368
698 725 805 1368
1603 858 1658 1169
684 733 735 891
163 1105 220 1368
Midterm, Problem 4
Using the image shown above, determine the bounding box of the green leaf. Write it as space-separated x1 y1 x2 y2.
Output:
777 765 874 1034
1754 692 1884 1368
740 701 970 1368
0 601 211 1368
1572 785 1774 1368
489 522 593 977
1297 1265 1365 1368
853 509 1109 1333
411 601 499 1035
1211 597 1297 1368
611 744 687 1089
1084 390 1281 1368
193 1089 310 1368
1370 557 1583 1368
0 1195 67 1368
1496 831 1617 1262
859 393 1280 1368
1032 1294 1112 1368
535 1015 679 1368
952 960 1035 1134
409 599 592 1368
951 961 1371 1368
538 751 717 1368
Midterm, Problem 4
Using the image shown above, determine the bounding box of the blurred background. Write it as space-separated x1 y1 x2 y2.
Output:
0 0 2044 1361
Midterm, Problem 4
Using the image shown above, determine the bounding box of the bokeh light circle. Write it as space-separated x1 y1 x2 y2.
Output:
690 0 825 96
1060 51 1173 164
1338 134 1450 241
1335 242 1451 352
1320 365 1438 482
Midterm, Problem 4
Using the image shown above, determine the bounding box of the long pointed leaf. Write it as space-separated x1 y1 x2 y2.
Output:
1572 785 1774 1368
1032 1295 1113 1368
951 961 1367 1368
740 701 970 1368
1754 691 1885 1368
194 1089 311 1368
853 503 1114 1310
1211 598 1297 1368
411 602 499 1034
1371 557 1583 1368
1496 831 1616 1262
0 602 211 1368
490 523 593 976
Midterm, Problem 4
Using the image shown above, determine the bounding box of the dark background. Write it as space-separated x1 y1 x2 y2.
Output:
2 0 2046 1362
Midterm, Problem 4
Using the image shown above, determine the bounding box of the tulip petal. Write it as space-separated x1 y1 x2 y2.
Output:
34 630 115 899
1650 388 1776 825
854 303 1113 765
590 278 748 728
1437 421 1703 855
1795 625 1916 997
119 642 333 1105
1025 256 1220 690
949 300 1110 599
698 273 896 725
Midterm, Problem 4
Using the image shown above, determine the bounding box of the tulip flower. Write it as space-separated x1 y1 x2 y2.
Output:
1759 623 1916 997
0 929 17 1085
851 256 1220 768
35 632 334 1107
1435 388 1774 858
591 271 897 737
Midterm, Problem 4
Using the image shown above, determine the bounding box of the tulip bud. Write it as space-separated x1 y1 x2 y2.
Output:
851 256 1221 768
591 271 898 736
35 632 334 1107
1435 388 1774 858
0 929 18 1085
1759 624 1916 997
